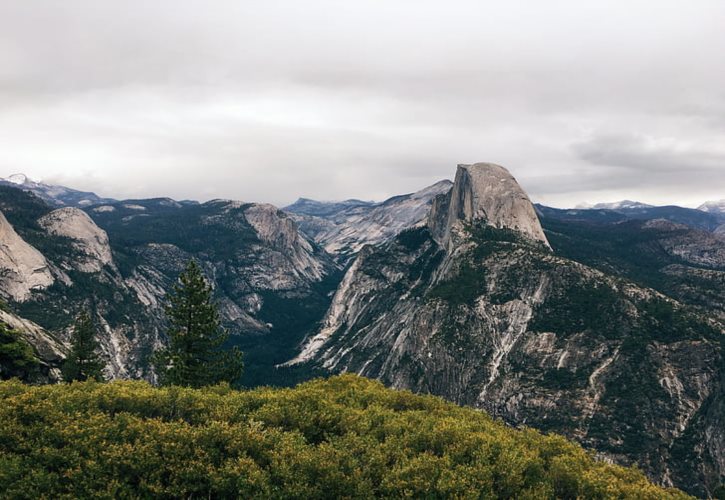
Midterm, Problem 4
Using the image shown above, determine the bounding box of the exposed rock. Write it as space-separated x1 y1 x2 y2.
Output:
38 207 114 272
428 163 549 249
642 219 725 268
290 162 723 497
0 210 54 301
288 180 453 261
244 203 326 283
0 309 67 382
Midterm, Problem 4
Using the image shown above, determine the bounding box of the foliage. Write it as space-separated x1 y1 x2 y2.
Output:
0 323 38 382
89 200 259 261
540 216 725 315
0 375 690 499
428 262 487 306
427 223 550 306
62 311 104 382
154 261 243 388
528 279 622 338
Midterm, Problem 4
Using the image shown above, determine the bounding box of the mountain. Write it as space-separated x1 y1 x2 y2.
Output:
428 165 548 249
1 167 723 495
286 180 453 262
537 203 725 233
0 185 340 386
540 215 725 320
0 173 115 207
591 200 654 210
284 197 375 217
699 199 725 214
288 163 724 497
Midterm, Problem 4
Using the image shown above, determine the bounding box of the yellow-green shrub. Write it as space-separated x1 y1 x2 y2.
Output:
0 375 690 499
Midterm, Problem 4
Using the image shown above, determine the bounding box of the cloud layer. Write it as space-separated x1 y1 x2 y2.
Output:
0 1 723 207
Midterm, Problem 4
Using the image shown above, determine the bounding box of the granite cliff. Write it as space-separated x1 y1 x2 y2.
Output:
289 163 723 497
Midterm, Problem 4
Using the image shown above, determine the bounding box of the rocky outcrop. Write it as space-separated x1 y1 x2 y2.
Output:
288 180 453 261
38 207 114 272
244 203 327 283
290 162 723 497
0 309 67 381
0 211 54 301
428 163 549 249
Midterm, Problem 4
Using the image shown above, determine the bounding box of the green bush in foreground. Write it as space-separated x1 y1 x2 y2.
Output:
0 375 689 499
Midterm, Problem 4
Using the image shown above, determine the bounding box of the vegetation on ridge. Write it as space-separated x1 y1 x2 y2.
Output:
0 375 689 499
0 322 38 382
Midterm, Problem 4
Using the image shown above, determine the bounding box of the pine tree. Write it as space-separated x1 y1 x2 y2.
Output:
154 260 243 387
62 310 104 382
0 322 39 381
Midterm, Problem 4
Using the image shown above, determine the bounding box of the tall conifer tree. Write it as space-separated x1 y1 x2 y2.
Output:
154 260 243 387
62 310 104 382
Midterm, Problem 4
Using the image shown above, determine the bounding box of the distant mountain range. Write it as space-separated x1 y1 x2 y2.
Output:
0 174 116 207
576 199 654 210
285 180 453 262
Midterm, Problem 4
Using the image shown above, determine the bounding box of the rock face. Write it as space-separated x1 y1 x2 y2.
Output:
290 162 724 497
287 180 453 262
0 211 54 301
428 164 549 249
0 309 67 382
38 208 114 272
81 196 340 385
0 186 339 385
244 203 327 284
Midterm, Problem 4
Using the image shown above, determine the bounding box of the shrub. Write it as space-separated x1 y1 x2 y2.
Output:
0 375 690 499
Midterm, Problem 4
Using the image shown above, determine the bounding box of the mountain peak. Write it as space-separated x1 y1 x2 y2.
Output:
4 173 30 185
698 199 725 214
428 162 550 248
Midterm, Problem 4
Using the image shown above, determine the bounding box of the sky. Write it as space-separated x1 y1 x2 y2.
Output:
0 1 723 208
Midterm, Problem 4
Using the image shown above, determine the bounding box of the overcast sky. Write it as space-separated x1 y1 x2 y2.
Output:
1 1 723 208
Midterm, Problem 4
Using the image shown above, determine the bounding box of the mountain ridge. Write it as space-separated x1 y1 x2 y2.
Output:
287 162 724 497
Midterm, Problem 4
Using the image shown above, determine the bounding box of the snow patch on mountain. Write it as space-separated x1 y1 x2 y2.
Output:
0 173 115 207
698 199 725 214
591 200 654 210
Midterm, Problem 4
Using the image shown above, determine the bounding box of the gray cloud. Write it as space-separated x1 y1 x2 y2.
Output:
0 1 723 208
573 133 725 173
